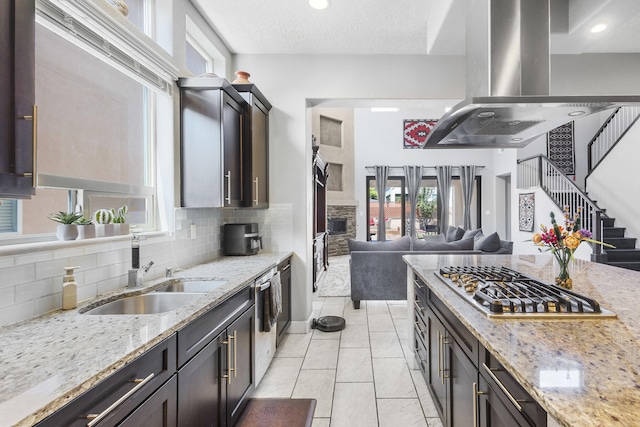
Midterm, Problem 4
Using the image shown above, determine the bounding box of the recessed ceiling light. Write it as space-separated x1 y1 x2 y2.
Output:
309 0 329 10
591 23 607 33
569 111 586 116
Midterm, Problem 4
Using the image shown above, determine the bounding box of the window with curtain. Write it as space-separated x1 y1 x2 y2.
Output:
366 174 481 241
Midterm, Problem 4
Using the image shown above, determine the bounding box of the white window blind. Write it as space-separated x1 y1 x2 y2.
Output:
0 200 18 233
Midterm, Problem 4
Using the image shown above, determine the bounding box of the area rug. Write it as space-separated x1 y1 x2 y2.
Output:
317 255 351 297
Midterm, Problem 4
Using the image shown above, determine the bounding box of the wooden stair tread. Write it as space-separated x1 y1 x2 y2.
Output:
236 398 317 427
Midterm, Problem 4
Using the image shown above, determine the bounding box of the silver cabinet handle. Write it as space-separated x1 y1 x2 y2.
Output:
225 171 231 204
473 382 489 427
482 363 523 412
233 330 237 378
254 177 259 205
223 336 232 384
17 105 37 188
437 330 442 382
86 372 154 427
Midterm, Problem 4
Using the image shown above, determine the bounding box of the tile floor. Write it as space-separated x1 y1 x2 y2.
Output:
253 296 444 427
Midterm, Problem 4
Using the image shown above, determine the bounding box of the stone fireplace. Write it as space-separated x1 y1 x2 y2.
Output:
327 205 356 256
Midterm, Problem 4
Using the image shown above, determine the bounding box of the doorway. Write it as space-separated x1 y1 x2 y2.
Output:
496 174 511 241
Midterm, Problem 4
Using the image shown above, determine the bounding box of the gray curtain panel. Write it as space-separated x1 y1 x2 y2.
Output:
374 165 389 241
404 165 423 248
436 165 452 233
460 165 476 230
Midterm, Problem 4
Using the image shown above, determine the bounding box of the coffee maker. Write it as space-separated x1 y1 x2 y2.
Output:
223 223 262 255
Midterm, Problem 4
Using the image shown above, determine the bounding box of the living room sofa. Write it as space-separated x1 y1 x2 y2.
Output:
348 228 513 308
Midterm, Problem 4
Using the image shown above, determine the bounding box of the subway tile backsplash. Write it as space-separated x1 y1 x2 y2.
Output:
0 205 292 327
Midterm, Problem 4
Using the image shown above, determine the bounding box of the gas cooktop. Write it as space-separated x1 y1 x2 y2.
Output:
435 265 616 319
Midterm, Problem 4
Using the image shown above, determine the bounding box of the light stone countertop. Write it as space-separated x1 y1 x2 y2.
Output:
0 252 292 427
403 254 640 427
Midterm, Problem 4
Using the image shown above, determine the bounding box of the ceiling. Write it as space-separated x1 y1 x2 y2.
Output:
194 0 640 56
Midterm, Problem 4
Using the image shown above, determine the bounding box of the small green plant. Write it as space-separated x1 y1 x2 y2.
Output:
111 205 128 224
94 209 114 224
48 211 83 225
74 217 93 225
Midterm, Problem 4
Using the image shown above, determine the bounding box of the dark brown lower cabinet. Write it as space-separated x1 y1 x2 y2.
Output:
177 300 254 427
414 276 547 427
35 335 177 427
118 376 177 427
276 257 292 346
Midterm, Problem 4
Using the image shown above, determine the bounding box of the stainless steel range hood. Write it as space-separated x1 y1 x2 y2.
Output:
423 0 640 149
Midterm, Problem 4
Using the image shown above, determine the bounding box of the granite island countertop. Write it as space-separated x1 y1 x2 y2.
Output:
403 254 640 427
0 252 292 427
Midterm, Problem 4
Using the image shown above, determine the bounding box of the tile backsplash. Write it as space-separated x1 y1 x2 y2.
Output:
0 204 292 327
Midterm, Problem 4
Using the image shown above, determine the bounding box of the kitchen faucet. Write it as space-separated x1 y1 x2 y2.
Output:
128 261 154 288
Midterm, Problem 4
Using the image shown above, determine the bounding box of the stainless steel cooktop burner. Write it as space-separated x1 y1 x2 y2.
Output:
435 266 616 319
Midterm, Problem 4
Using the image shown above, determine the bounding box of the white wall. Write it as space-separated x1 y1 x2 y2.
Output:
352 107 500 241
514 188 592 260
587 120 640 244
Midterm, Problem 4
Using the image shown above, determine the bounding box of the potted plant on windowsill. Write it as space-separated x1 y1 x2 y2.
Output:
75 217 96 240
49 211 83 241
111 205 129 235
94 209 114 237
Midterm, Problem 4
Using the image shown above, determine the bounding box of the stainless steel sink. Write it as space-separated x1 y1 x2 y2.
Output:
154 280 227 293
84 293 202 315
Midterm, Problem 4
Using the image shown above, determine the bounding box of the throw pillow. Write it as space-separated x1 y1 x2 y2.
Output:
445 226 466 242
422 233 446 243
412 236 474 251
462 228 483 240
474 232 502 252
347 235 411 252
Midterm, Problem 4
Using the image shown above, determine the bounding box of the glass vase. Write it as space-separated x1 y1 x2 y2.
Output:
553 249 573 289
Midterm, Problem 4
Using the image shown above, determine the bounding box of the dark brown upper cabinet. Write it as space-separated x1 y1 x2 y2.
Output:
233 84 271 209
178 78 247 208
0 0 36 199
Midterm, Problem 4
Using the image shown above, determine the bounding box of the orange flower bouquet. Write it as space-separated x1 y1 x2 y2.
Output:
531 206 614 288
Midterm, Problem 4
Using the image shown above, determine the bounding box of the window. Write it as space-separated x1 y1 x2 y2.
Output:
185 16 227 78
0 200 18 234
0 0 177 244
186 35 212 76
366 174 481 241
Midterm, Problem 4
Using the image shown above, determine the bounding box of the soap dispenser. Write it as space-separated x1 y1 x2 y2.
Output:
62 266 80 310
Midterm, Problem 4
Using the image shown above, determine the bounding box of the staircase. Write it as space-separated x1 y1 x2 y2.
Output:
517 155 640 271
601 217 640 271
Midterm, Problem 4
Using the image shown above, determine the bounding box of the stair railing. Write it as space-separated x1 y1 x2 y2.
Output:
518 154 605 258
588 106 640 174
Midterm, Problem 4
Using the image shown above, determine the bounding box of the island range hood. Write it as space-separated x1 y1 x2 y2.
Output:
423 0 640 149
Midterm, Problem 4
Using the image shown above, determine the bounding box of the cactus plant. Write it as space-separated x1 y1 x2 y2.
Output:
94 209 113 225
74 217 93 225
111 205 128 224
48 211 83 225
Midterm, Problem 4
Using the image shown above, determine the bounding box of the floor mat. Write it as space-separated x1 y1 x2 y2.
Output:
317 255 351 297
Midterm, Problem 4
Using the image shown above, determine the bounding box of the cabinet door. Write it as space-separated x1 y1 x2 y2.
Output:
449 339 477 427
226 306 255 426
426 307 448 423
0 0 36 198
117 376 177 427
177 332 226 427
477 375 531 427
222 91 243 207
276 261 291 345
180 88 223 207
250 98 269 208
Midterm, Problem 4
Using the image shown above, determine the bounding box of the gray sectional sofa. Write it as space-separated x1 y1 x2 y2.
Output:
348 228 513 308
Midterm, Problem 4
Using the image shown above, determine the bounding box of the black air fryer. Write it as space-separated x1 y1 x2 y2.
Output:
223 223 262 255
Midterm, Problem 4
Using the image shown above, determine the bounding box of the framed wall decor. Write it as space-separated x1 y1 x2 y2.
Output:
403 119 438 149
519 193 535 232
547 121 575 175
